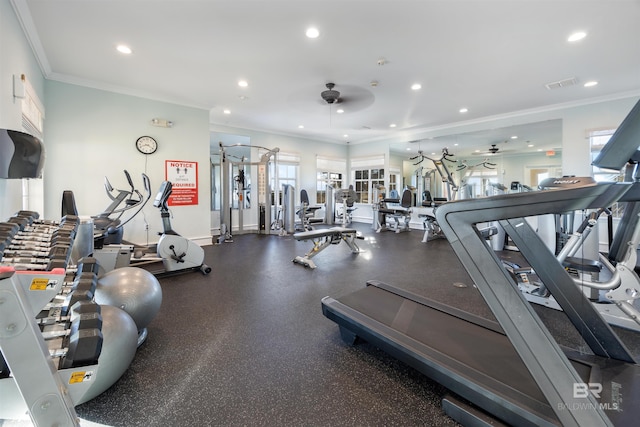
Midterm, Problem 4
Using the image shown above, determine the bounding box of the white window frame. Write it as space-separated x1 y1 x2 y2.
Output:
351 155 385 204
317 156 346 204
589 128 624 217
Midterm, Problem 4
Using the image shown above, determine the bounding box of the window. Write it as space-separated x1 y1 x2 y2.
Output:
269 151 299 205
590 128 624 217
353 168 384 204
351 155 385 204
316 172 343 203
388 170 399 196
278 163 298 190
590 129 620 182
317 157 346 204
462 169 499 197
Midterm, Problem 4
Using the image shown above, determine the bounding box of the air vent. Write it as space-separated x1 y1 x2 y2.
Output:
545 77 579 90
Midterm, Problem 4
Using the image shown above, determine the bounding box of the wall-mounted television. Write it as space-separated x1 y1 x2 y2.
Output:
0 129 45 179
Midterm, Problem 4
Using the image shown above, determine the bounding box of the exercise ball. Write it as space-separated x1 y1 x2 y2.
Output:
94 267 162 331
76 305 138 404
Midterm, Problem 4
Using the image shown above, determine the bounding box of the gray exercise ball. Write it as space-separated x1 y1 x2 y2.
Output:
76 304 138 404
94 267 162 331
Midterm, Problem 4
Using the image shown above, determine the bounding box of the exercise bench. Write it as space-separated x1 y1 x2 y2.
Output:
292 227 363 269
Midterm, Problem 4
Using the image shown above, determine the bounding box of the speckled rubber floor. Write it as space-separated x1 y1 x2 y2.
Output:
66 222 640 427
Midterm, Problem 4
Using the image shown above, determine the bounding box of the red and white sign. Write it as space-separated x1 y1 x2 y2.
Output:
165 160 198 206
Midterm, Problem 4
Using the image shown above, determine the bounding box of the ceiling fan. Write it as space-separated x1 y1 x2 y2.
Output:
321 83 342 104
472 143 508 155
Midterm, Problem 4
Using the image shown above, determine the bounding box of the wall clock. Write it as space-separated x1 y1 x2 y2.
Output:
136 136 158 155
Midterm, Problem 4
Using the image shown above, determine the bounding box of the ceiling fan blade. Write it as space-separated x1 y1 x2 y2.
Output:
288 83 375 113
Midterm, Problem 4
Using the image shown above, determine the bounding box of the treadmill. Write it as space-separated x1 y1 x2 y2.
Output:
322 100 640 427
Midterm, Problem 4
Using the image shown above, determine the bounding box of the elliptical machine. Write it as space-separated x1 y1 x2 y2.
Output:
153 181 212 275
92 170 152 246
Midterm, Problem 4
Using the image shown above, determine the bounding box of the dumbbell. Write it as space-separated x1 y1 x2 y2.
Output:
42 305 103 338
11 227 75 244
71 272 98 295
14 210 40 221
1 244 72 270
76 257 100 275
60 288 95 316
5 215 32 231
41 301 103 369
60 323 103 369
2 241 71 257
38 298 101 327
2 237 51 250
0 222 20 240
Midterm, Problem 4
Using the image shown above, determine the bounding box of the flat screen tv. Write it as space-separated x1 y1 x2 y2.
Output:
0 129 45 178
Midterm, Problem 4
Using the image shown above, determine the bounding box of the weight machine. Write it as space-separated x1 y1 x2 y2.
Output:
411 147 459 203
216 144 280 243
412 148 458 242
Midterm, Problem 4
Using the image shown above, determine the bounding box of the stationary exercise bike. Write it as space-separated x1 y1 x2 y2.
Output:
152 181 211 275
89 172 211 276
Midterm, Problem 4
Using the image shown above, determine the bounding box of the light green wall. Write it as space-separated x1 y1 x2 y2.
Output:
561 96 639 176
210 123 348 204
44 81 211 244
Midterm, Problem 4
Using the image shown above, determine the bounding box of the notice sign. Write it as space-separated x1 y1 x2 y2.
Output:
165 160 198 206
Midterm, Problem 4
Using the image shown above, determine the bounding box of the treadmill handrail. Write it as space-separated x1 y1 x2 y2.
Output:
434 182 631 427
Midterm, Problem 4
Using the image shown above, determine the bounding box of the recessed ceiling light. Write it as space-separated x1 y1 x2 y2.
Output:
389 123 396 128
223 109 231 115
298 125 304 129
116 44 132 54
343 134 349 138
306 27 320 38
528 144 535 148
459 108 468 113
406 147 411 151
411 83 422 91
336 108 344 114
568 31 587 42
511 135 518 139
454 143 459 146
238 80 248 88
584 81 598 87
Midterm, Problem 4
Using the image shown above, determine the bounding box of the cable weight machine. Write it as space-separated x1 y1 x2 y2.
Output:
216 144 280 244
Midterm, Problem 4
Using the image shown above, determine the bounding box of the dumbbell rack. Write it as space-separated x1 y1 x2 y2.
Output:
0 212 102 426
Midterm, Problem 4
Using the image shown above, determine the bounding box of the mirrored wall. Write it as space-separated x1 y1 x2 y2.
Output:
390 119 563 206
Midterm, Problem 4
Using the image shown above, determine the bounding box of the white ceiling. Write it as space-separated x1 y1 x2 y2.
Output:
12 0 640 157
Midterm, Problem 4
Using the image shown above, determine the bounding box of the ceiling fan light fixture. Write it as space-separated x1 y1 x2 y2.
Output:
321 83 341 104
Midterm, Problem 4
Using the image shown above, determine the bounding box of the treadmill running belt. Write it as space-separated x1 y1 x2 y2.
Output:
322 281 637 426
